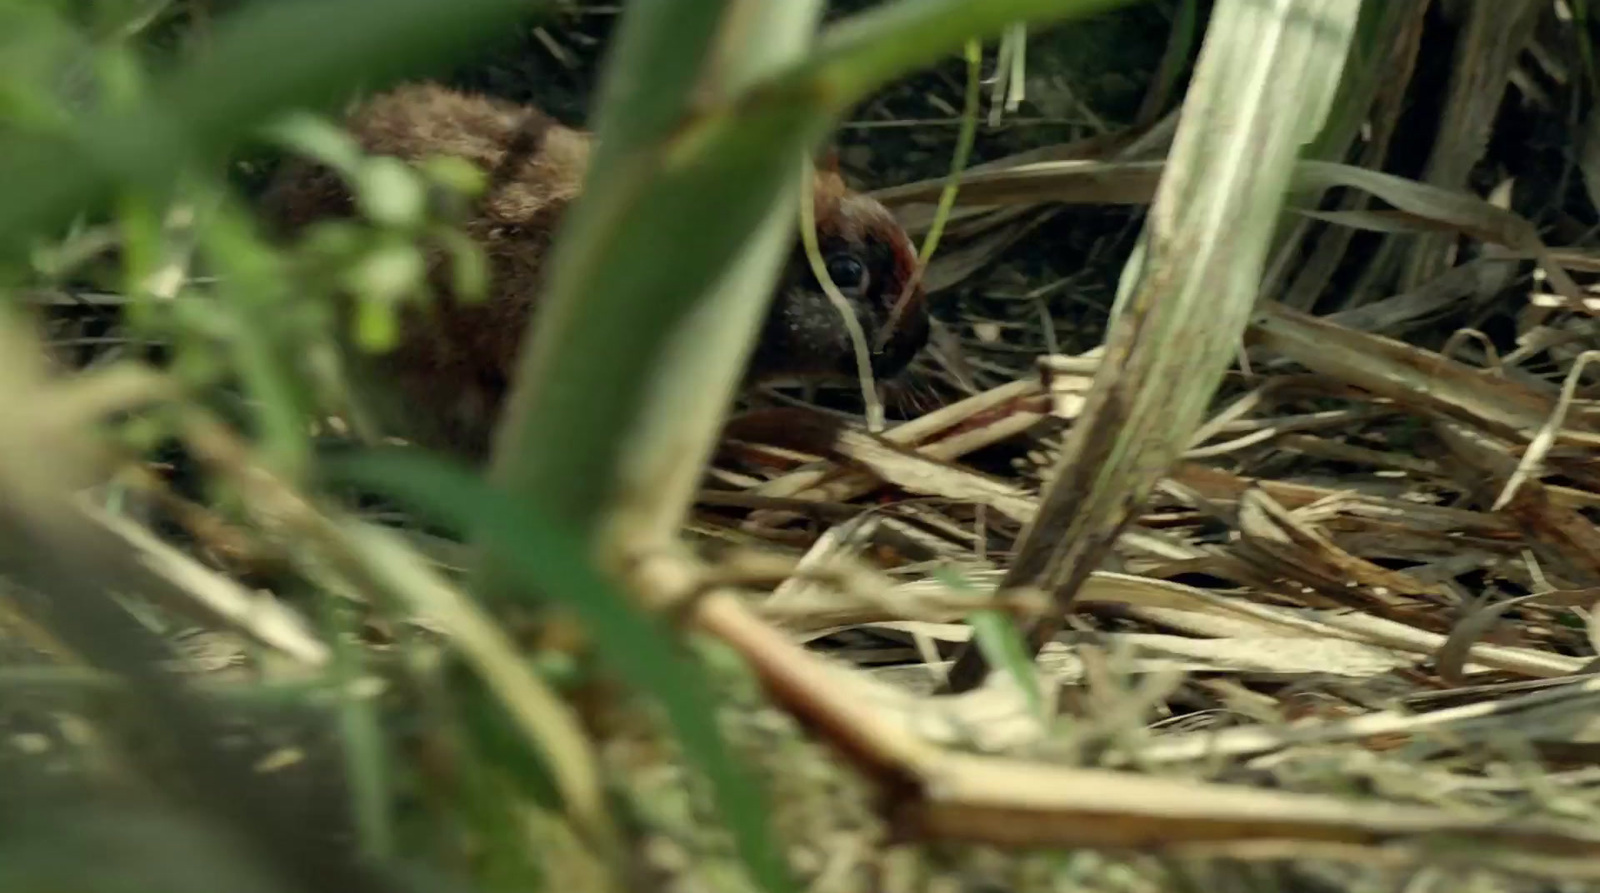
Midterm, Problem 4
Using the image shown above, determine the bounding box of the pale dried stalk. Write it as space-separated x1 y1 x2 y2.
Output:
751 375 1046 501
673 577 1600 866
82 502 329 667
945 0 1362 691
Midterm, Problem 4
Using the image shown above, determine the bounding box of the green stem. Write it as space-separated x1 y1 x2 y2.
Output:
919 37 984 265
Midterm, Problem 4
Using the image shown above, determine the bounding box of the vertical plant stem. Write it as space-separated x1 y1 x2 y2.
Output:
920 38 984 266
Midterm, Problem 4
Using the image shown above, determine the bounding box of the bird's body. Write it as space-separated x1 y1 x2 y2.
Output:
261 83 927 458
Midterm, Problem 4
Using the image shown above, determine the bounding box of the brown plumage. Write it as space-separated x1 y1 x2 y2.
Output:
260 82 928 459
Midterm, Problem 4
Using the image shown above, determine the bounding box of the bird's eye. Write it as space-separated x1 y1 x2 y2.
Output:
824 254 868 291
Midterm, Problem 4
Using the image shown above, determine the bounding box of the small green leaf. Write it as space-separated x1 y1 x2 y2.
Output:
967 608 1046 722
353 157 428 229
93 43 149 111
419 155 487 200
433 225 489 303
298 218 368 263
342 240 425 351
354 294 400 353
266 111 367 176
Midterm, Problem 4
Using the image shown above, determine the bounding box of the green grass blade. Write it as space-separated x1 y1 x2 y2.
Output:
967 609 1047 721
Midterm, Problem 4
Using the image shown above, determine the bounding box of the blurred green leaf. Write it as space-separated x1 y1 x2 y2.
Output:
419 155 488 200
345 239 425 349
433 226 490 304
198 199 317 476
324 447 792 893
354 296 401 354
0 0 547 251
266 112 368 177
299 218 367 264
353 157 428 230
0 5 90 133
415 661 554 893
347 238 425 307
92 42 148 109
0 804 290 893
453 668 565 808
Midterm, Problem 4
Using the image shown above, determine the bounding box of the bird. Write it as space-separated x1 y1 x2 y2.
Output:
259 82 929 459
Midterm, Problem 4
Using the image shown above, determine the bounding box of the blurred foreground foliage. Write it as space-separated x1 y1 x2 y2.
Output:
0 2 1151 893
